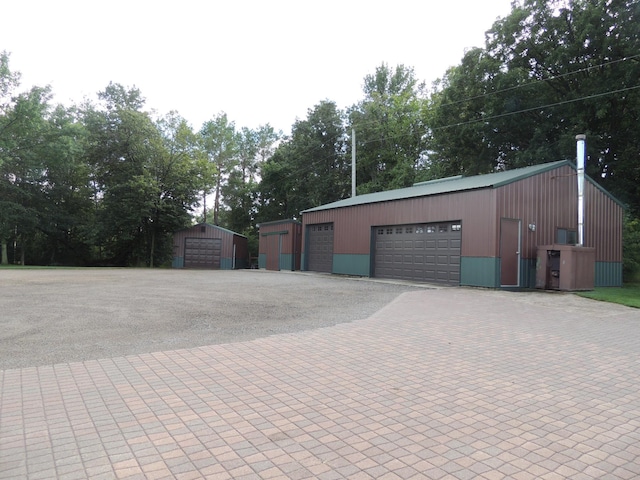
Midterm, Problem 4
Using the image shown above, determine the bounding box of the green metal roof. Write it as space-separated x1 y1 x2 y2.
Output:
176 222 248 238
303 160 574 213
257 218 301 228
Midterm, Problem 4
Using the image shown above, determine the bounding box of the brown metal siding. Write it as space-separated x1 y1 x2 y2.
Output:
233 235 249 268
265 235 280 270
173 224 248 268
585 184 622 262
280 223 301 256
291 223 302 269
302 163 622 271
495 165 622 262
495 167 577 260
258 220 302 270
173 224 234 258
303 189 496 258
259 221 300 254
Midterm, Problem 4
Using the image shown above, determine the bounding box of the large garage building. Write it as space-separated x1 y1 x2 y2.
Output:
172 223 249 269
300 160 623 288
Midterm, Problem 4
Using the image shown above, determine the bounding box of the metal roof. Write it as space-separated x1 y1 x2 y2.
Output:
175 222 248 238
302 160 573 213
257 219 301 228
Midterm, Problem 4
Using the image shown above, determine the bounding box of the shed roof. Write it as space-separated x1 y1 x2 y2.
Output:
175 223 247 238
302 160 609 213
257 219 301 228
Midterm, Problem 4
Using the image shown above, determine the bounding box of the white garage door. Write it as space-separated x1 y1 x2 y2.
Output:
374 222 461 285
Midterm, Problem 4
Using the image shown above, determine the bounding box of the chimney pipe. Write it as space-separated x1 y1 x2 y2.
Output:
576 134 586 246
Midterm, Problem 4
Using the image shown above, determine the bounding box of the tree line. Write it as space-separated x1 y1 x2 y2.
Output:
0 71 282 267
1 0 639 277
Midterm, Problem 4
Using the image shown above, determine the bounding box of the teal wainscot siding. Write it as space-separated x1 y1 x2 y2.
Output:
460 257 500 288
595 262 623 287
333 254 370 277
279 253 296 271
172 256 184 268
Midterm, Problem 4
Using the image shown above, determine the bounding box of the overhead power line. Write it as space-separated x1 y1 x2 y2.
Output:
436 53 640 109
436 83 640 129
258 55 640 183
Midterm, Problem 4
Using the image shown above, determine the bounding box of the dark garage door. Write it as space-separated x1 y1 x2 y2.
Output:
307 223 334 273
374 222 461 285
184 237 222 268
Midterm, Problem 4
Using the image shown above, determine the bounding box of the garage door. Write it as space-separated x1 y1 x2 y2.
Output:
374 222 461 285
307 223 334 273
184 237 222 268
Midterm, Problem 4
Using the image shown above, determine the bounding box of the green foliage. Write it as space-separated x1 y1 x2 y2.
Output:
349 63 428 193
0 63 52 264
428 0 640 215
200 113 238 226
2 0 639 272
256 101 348 220
623 214 640 282
0 52 20 99
220 125 280 247
29 105 95 265
83 86 200 267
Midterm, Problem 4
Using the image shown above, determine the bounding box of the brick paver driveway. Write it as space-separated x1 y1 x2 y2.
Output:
1 280 639 479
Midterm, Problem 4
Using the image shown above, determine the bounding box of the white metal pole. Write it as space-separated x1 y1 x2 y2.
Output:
576 134 586 246
352 128 356 198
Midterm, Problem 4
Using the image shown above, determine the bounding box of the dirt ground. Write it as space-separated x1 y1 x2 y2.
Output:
0 268 422 370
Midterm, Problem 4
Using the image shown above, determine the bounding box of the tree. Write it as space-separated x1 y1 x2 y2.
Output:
32 105 95 265
221 124 280 257
199 113 237 226
150 112 202 266
428 0 640 214
623 213 640 282
0 52 51 264
348 63 429 193
257 100 349 220
426 48 503 177
83 84 198 266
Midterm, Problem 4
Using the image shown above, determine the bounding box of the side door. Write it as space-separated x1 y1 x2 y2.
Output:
500 218 521 287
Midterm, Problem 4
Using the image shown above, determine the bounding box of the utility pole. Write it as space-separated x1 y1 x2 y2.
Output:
352 128 356 198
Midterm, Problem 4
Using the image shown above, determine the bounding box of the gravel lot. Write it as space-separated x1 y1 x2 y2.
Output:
0 268 423 370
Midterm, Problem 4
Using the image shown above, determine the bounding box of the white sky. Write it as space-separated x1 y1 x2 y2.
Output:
1 0 514 135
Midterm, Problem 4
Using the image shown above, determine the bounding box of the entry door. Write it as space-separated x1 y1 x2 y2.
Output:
265 235 281 271
500 218 521 287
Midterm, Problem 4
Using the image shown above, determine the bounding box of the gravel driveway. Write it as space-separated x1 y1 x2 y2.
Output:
0 268 422 369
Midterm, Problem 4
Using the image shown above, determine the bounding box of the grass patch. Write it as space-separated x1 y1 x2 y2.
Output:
577 283 640 308
0 265 84 270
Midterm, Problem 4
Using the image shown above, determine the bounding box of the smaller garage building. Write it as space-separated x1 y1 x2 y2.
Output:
172 223 248 269
300 160 623 288
258 219 302 271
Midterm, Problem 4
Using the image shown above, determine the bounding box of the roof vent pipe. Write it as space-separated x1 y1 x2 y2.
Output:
576 134 586 246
